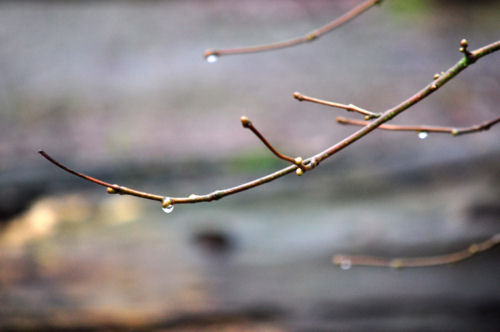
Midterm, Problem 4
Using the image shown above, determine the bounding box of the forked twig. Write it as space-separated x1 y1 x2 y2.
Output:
336 116 500 136
332 233 500 268
204 0 382 59
40 40 500 208
294 92 381 120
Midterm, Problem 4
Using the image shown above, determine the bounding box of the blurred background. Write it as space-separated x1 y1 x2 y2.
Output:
1 0 499 330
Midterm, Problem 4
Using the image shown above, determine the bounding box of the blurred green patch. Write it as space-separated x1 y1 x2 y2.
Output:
227 149 283 174
384 0 430 21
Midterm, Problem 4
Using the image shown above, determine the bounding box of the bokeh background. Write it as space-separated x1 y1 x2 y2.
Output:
1 0 499 330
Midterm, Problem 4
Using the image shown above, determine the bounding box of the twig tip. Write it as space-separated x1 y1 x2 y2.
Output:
293 92 304 101
240 116 250 128
203 49 217 58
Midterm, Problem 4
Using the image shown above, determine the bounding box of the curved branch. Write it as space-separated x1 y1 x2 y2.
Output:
204 0 382 59
240 116 305 171
332 233 500 268
39 151 164 202
294 92 381 119
336 116 500 136
40 40 500 207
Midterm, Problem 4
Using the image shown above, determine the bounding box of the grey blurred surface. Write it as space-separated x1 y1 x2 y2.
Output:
0 0 499 330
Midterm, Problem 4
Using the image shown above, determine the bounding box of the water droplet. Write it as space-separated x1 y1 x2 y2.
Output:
340 258 352 270
162 197 174 214
418 131 428 140
206 54 218 63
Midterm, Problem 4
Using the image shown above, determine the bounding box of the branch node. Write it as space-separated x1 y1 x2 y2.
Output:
468 243 479 254
390 259 403 269
308 157 318 169
212 190 224 200
306 34 318 41
162 197 173 209
459 38 475 64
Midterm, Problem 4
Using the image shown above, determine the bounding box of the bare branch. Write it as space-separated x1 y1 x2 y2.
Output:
307 40 500 167
336 116 500 136
332 233 500 269
204 0 382 59
294 92 381 119
41 39 500 209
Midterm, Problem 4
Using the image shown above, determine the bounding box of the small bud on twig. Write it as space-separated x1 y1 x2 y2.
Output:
306 34 317 41
294 156 303 165
293 92 304 101
162 197 173 209
296 168 304 176
107 187 117 194
240 116 250 128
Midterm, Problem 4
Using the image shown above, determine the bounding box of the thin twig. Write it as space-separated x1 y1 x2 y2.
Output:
40 40 500 207
294 92 381 119
204 0 382 59
336 116 500 136
38 151 164 202
240 116 305 172
332 233 500 268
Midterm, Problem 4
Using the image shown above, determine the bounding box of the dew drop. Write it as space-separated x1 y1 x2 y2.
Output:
418 131 428 140
206 54 218 63
162 197 174 214
340 258 352 270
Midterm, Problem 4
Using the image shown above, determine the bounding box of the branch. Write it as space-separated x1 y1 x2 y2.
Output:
40 39 500 209
294 92 381 120
240 116 306 173
332 233 500 269
39 151 164 202
336 116 500 136
204 0 382 60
